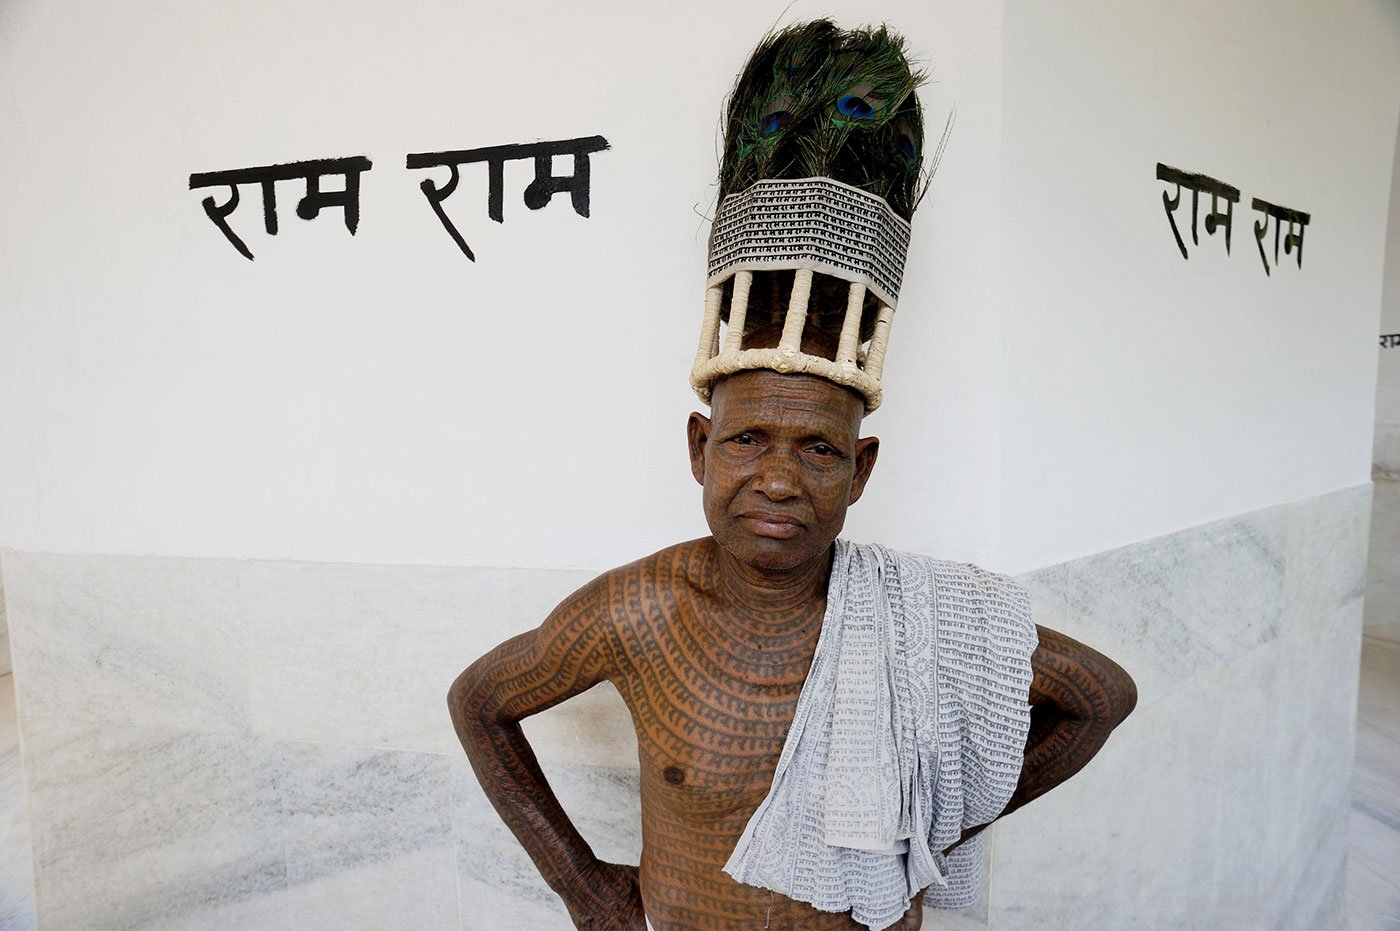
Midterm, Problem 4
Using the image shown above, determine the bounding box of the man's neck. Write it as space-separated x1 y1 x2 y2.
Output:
708 539 832 630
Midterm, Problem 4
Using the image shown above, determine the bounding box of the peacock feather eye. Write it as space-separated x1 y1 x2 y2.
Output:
717 19 925 219
834 83 887 123
836 94 876 119
759 110 793 135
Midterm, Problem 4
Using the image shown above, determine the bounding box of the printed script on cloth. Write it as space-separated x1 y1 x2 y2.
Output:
723 540 1038 931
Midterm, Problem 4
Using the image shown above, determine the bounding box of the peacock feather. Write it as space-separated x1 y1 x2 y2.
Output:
718 19 927 220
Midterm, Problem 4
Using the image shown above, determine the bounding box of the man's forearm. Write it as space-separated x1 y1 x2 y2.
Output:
448 669 615 916
1002 703 1103 815
1002 647 1137 816
947 638 1136 851
944 705 1118 855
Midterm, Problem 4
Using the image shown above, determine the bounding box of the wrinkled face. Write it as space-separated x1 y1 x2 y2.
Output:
687 370 879 572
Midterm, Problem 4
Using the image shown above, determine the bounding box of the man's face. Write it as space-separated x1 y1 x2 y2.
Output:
687 370 879 572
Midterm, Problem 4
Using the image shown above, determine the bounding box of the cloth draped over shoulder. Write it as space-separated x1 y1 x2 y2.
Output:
722 540 1038 931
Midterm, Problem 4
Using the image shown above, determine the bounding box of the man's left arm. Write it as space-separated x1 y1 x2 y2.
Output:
1000 624 1137 817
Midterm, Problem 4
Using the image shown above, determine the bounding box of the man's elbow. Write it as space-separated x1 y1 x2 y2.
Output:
1099 657 1137 730
447 662 493 732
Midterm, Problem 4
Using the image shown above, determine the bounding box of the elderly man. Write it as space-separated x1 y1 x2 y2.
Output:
449 19 1136 931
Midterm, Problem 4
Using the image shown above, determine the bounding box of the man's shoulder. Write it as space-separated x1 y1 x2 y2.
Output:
589 537 711 586
560 538 712 623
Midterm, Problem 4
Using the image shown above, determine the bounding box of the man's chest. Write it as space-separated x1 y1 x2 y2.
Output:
613 608 820 818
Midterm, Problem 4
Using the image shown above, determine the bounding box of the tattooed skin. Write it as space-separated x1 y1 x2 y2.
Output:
449 370 1137 930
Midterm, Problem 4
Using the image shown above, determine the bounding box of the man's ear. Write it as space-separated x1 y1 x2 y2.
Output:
847 435 880 505
686 412 711 486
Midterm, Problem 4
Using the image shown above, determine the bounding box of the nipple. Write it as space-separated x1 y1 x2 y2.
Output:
663 765 686 786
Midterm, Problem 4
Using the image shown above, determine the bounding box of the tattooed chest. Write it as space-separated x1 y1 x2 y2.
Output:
623 664 806 817
637 706 794 823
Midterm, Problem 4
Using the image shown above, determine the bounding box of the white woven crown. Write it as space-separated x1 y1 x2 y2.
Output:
690 176 912 412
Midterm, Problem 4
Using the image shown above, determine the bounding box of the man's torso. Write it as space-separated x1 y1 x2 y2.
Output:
602 539 873 930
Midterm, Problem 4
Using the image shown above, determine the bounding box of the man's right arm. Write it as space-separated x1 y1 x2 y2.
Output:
447 575 645 929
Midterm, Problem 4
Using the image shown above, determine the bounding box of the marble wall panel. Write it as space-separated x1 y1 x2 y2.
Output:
1254 599 1360 884
1014 563 1071 634
277 742 458 930
240 560 514 754
985 670 1197 929
0 483 1371 930
1364 477 1400 643
239 560 618 760
3 552 246 732
1375 423 1400 478
1 563 10 677
987 486 1367 930
1058 506 1287 704
987 623 1311 928
450 754 643 930
520 681 640 770
22 714 460 931
0 673 34 931
22 717 289 931
1283 483 1371 636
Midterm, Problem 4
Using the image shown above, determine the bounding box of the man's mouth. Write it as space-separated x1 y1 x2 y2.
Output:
739 511 804 538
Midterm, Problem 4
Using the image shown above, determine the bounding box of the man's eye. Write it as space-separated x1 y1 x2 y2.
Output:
810 444 836 456
733 433 756 445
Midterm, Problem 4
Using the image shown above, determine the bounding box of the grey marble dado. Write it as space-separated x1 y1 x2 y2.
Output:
988 601 1361 930
1016 484 1372 707
450 755 642 930
1 565 11 677
1374 423 1400 478
1364 476 1400 643
277 741 457 929
3 552 247 732
21 716 456 931
0 674 35 931
991 485 1370 931
1284 484 1372 634
5 549 633 767
1057 506 1288 704
239 560 602 757
22 717 288 930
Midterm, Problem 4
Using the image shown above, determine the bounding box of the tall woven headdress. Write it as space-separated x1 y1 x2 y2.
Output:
691 19 927 412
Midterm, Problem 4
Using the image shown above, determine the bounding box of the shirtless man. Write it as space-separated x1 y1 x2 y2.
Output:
448 360 1137 929
449 19 1137 929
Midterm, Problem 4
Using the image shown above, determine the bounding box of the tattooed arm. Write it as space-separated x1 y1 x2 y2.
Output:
447 575 645 930
1001 625 1137 816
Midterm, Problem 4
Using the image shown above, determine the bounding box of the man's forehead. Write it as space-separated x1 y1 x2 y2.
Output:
710 371 865 432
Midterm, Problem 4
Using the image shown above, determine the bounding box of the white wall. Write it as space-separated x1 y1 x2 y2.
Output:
999 0 1400 571
1366 116 1400 643
1377 120 1400 477
3 2 1393 577
0 0 1006 571
3 3 1398 929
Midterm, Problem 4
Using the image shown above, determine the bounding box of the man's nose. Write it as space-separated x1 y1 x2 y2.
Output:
753 450 800 500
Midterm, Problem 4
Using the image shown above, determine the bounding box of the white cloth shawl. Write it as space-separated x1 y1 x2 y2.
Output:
722 540 1038 930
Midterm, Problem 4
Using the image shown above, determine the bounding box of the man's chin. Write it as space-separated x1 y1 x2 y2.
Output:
716 532 828 573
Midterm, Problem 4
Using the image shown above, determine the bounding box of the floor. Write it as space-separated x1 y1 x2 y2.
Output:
1347 636 1400 931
